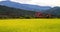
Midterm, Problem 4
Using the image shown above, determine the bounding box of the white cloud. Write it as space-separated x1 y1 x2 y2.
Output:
11 0 31 3
27 0 60 7
0 0 60 7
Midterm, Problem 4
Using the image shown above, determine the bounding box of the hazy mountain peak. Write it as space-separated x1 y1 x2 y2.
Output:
0 0 51 12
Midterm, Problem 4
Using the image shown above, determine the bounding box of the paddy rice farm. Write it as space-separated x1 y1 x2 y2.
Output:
0 0 60 32
0 19 60 32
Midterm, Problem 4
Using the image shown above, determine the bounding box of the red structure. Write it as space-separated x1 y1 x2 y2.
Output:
35 12 52 18
35 12 44 18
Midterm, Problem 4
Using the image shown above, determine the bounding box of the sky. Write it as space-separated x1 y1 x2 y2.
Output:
0 0 60 7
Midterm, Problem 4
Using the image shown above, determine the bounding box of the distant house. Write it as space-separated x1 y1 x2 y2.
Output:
35 12 44 18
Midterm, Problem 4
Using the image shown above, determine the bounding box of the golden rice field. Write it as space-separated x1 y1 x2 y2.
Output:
0 19 60 32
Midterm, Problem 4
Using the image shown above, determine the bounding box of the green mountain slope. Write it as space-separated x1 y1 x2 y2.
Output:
44 7 60 18
0 5 36 18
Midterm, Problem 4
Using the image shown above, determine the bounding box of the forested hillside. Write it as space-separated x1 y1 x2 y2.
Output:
0 5 36 19
44 7 60 18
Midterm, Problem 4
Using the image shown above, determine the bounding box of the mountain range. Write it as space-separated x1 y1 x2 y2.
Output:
0 0 51 12
0 0 60 18
0 5 60 18
44 6 60 17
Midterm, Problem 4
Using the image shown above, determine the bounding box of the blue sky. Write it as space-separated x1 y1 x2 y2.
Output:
0 0 60 7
